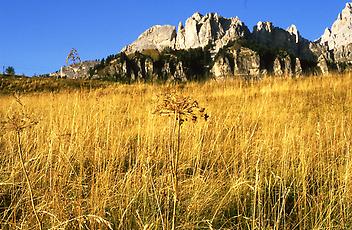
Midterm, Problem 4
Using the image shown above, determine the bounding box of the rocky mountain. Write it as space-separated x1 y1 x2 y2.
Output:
93 11 323 82
54 2 352 82
319 2 352 68
320 3 352 50
123 12 318 62
122 12 250 54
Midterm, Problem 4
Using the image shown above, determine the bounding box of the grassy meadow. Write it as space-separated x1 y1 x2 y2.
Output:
0 75 351 229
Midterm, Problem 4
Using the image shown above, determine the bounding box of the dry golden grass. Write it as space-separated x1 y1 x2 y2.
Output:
0 74 351 229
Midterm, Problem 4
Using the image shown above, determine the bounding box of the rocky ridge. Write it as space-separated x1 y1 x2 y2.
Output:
123 12 250 54
55 2 352 81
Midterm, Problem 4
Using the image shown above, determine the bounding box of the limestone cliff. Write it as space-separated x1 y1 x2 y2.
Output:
320 3 352 50
123 12 250 54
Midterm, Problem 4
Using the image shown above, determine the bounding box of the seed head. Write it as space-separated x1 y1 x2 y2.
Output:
154 91 208 125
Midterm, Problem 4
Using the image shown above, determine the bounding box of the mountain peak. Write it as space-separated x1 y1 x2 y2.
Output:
254 21 273 32
320 1 352 50
287 24 300 43
124 12 250 53
191 12 203 21
341 2 352 18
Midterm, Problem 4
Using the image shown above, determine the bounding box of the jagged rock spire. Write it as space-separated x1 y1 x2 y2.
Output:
254 21 273 32
287 24 300 43
320 2 352 50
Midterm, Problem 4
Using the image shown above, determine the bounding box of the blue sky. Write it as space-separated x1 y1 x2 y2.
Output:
0 0 348 76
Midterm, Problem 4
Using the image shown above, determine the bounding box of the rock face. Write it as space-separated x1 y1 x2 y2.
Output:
334 43 352 63
144 58 154 79
50 61 98 79
318 2 352 68
252 22 315 61
178 12 250 51
211 47 260 78
172 62 188 82
124 12 250 54
320 3 352 50
317 55 330 75
273 57 283 76
176 22 186 50
231 47 260 76
211 56 232 78
295 58 303 76
271 55 300 77
123 25 177 53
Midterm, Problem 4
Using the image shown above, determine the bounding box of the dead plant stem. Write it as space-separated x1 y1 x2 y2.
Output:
17 131 42 230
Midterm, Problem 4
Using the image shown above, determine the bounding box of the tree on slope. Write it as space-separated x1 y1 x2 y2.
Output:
5 66 15 75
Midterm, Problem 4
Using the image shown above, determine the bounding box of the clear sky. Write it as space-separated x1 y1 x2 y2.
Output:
0 0 348 76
